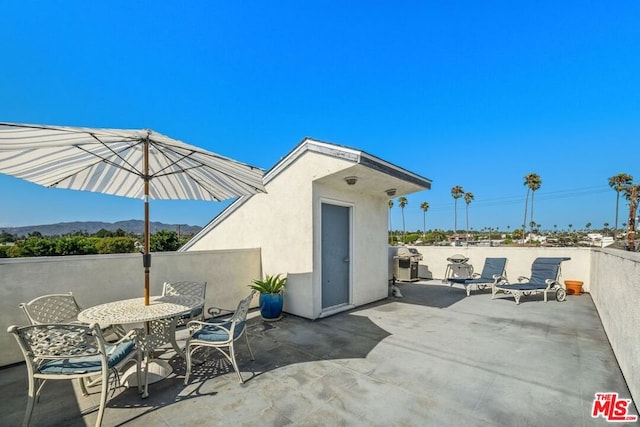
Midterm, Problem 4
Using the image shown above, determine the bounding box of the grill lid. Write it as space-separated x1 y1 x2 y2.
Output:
446 254 469 264
395 247 423 261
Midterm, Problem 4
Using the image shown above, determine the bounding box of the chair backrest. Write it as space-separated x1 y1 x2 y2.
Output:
479 258 507 280
230 290 257 325
162 281 207 299
8 323 107 367
20 292 82 325
529 257 571 285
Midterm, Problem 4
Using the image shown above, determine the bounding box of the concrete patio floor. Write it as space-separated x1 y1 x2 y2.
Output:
1 280 637 426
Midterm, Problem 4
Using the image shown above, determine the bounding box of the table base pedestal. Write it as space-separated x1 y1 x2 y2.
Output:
123 359 173 396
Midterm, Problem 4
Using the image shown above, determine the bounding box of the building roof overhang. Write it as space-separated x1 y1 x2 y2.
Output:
265 138 431 193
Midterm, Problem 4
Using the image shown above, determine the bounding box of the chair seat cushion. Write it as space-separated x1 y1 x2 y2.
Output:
497 282 547 291
37 340 135 374
449 277 491 285
192 321 245 342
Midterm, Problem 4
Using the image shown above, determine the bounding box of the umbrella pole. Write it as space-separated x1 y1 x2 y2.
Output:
144 138 151 306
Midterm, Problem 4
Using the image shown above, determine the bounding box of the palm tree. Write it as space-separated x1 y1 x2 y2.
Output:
568 224 573 241
463 192 474 242
608 173 634 239
420 202 429 241
621 184 639 250
451 185 464 238
398 196 408 243
522 180 530 244
526 173 542 234
388 199 394 244
522 173 541 244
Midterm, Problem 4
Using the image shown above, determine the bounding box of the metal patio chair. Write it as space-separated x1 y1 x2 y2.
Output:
184 290 256 385
154 281 207 357
20 292 126 340
161 281 207 327
8 323 141 427
20 292 83 325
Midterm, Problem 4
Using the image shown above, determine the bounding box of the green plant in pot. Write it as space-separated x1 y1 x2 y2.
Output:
249 273 287 321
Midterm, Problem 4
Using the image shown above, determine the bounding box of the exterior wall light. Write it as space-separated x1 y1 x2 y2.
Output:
345 176 358 185
385 188 397 197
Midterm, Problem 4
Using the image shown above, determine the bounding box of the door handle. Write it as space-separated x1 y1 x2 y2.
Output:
343 257 350 263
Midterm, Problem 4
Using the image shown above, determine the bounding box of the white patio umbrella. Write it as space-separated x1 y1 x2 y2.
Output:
0 122 266 305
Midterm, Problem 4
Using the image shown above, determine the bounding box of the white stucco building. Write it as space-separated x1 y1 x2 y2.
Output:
182 138 431 319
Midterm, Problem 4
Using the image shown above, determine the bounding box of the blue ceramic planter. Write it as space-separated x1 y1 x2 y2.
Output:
259 293 283 320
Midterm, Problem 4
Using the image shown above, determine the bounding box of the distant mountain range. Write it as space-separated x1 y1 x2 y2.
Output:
0 220 203 237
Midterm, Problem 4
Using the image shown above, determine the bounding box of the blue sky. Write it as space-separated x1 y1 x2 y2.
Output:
1 1 638 233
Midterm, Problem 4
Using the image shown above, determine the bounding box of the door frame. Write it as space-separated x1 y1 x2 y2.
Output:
318 198 354 318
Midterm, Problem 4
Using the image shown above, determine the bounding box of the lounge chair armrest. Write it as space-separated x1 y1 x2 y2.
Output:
545 279 556 287
492 274 507 284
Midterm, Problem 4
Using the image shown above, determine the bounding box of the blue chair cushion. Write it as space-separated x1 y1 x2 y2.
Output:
38 340 135 375
192 321 245 342
449 258 506 285
497 282 549 291
449 277 492 285
528 257 570 285
477 258 507 280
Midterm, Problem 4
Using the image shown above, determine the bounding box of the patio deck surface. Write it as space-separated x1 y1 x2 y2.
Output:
1 280 637 426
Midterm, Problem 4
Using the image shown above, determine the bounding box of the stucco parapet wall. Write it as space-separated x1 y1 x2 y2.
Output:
0 248 261 264
589 247 640 406
591 246 640 261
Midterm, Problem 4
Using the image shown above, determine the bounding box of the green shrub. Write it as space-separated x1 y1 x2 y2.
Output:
249 274 287 294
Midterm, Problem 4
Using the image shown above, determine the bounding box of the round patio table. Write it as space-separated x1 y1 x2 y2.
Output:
78 294 204 398
78 295 203 324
